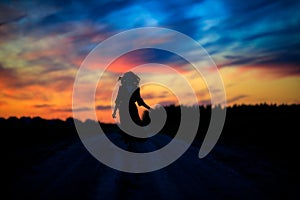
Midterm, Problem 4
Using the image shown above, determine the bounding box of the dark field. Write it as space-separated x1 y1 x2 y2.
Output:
3 104 299 200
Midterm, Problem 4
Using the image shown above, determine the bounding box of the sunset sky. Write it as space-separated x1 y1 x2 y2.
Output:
0 0 299 123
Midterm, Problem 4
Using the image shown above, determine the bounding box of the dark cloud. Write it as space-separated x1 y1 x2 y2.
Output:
0 4 27 26
96 105 111 110
0 62 75 91
204 36 235 49
143 93 168 99
256 53 300 66
225 0 296 15
163 16 202 39
110 49 189 70
158 100 176 106
33 104 53 108
243 26 300 42
44 74 76 92
53 107 91 113
221 0 300 34
2 91 48 101
223 55 244 60
199 98 211 106
0 14 26 26
223 56 257 66
223 52 300 76
226 95 248 104
0 63 18 84
87 0 136 20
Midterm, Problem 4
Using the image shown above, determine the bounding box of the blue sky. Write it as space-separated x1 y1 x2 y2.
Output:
1 0 299 71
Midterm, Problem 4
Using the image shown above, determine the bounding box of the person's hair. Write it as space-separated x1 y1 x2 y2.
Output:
118 71 140 85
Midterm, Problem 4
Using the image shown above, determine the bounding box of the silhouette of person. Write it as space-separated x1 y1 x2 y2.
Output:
112 71 151 141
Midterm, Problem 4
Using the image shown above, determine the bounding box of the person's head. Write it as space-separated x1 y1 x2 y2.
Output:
118 71 140 86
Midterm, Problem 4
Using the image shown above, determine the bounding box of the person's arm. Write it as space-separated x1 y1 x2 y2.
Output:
139 100 150 109
136 88 151 109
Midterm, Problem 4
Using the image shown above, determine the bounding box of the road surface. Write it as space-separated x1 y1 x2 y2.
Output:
10 133 270 199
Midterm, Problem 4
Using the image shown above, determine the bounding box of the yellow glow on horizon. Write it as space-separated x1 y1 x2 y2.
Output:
220 66 300 105
1 64 299 123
